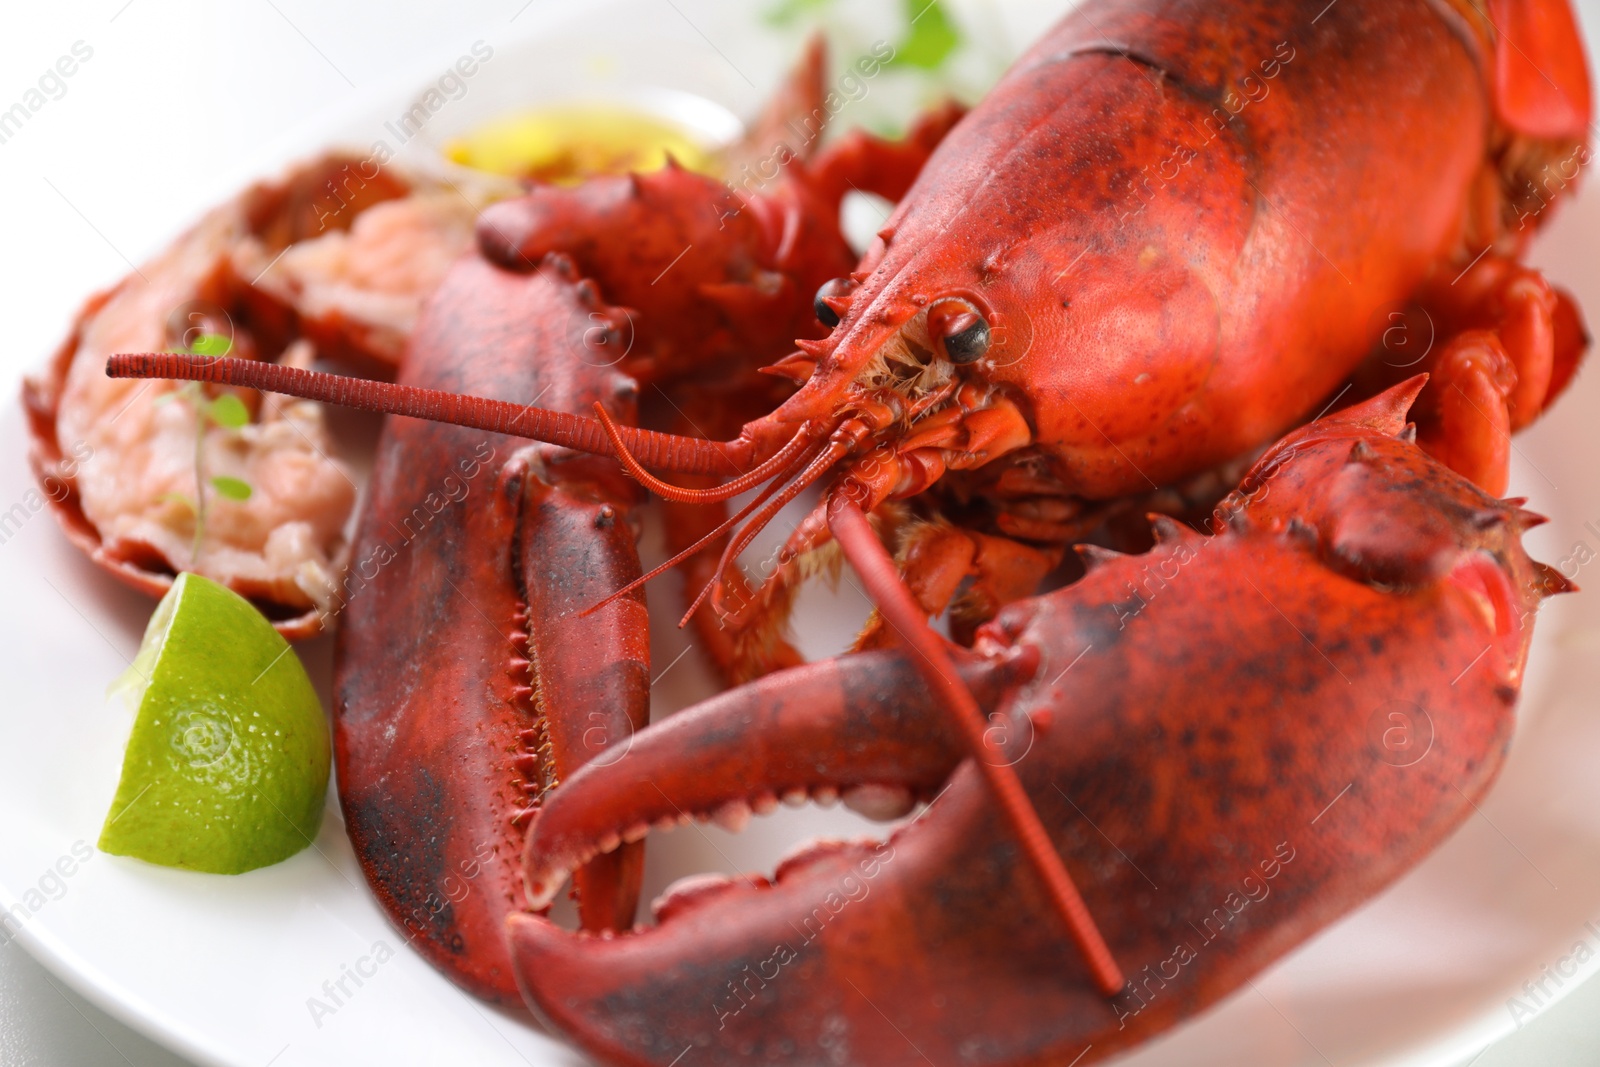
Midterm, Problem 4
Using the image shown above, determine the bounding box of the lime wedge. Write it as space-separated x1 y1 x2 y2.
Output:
99 573 330 874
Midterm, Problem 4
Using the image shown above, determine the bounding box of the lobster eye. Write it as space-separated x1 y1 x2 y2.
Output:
813 277 856 329
928 299 991 364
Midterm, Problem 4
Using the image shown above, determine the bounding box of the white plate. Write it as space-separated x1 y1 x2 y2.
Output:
3 2 1600 1065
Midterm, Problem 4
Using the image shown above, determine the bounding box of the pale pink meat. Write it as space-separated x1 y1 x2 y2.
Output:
27 155 506 632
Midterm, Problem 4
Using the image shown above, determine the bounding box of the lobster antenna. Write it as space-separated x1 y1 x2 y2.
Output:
679 437 849 627
829 493 1128 998
592 403 817 504
578 441 819 617
105 353 752 477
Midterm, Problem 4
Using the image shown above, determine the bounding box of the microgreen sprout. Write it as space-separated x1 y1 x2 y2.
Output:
893 0 961 70
153 333 254 562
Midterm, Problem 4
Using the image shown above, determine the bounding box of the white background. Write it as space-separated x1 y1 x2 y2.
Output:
2 1 1599 1065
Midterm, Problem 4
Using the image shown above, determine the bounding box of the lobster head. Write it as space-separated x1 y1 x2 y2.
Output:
506 379 1568 1067
761 35 1265 508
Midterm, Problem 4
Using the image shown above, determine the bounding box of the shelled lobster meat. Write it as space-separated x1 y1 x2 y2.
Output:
23 155 517 634
87 0 1591 1060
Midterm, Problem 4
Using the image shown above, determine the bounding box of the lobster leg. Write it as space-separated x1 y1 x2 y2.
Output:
1360 255 1588 494
851 518 976 651
333 252 649 1004
854 520 1061 650
664 485 807 683
643 369 809 685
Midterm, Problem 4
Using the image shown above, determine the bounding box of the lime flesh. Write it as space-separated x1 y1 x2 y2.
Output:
99 573 330 874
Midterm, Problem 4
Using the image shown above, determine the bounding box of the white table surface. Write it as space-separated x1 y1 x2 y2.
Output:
2 1 1598 1064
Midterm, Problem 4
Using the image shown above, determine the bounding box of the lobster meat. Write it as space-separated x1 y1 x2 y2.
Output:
86 0 1592 1059
22 154 513 634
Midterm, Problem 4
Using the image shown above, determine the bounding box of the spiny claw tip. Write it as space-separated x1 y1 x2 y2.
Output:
524 868 567 911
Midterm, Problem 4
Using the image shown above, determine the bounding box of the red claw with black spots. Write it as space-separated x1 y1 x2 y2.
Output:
504 382 1571 1065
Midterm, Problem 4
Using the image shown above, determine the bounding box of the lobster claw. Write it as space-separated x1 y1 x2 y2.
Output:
505 640 1175 1066
507 648 1121 1066
336 252 650 1004
508 384 1561 1065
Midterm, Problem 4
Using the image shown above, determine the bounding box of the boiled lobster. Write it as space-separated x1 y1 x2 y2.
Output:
96 0 1590 1059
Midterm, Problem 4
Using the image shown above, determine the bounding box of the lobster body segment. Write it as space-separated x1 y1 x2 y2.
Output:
506 384 1565 1065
